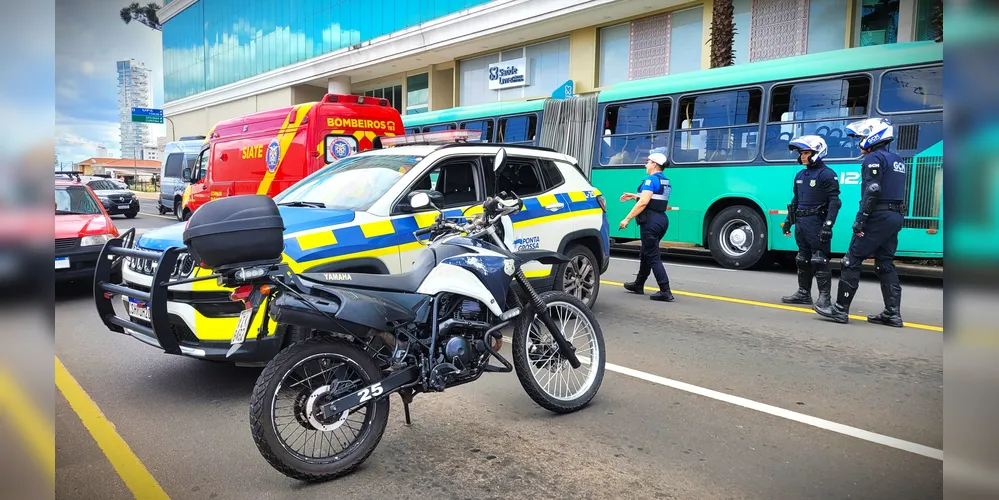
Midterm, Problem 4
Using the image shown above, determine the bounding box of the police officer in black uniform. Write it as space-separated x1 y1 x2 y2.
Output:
620 151 674 302
780 135 841 310
815 118 907 327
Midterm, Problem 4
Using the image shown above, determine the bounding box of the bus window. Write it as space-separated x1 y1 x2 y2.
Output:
763 75 870 162
498 114 538 144
460 119 494 142
599 98 670 166
427 123 456 132
878 66 943 114
672 89 762 164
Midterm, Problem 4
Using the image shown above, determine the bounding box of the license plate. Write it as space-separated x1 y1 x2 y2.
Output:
231 308 253 345
118 204 130 210
55 257 69 269
128 298 151 322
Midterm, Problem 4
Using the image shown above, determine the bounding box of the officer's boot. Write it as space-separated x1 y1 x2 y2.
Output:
868 283 903 327
814 281 857 324
650 281 674 302
781 254 813 304
813 271 833 310
812 253 833 310
623 272 648 294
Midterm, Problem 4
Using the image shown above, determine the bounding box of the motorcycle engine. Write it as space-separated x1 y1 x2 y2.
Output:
444 336 472 367
456 299 483 321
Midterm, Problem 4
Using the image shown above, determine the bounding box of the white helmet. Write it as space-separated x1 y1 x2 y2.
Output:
788 135 828 165
846 118 894 150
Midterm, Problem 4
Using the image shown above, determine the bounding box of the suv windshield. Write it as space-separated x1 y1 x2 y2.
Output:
55 186 102 215
87 180 121 191
275 154 424 211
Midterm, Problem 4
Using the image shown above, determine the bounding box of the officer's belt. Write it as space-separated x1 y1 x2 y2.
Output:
794 206 827 217
872 201 906 213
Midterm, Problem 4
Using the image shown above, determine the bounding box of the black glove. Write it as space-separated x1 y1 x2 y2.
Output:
819 221 833 242
852 216 867 235
782 218 792 235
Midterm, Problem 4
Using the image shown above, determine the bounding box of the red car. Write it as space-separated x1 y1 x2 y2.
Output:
55 174 120 282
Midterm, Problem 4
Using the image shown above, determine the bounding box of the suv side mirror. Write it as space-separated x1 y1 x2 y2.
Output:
181 167 192 182
402 189 444 212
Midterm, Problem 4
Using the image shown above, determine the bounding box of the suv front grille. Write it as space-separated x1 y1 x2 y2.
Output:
127 250 196 278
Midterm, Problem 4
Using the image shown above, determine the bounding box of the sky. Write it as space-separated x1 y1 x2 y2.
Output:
55 0 167 165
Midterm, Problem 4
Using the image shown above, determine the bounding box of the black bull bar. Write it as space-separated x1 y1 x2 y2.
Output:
92 229 203 355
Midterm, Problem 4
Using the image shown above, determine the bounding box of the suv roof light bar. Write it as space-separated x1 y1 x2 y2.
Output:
376 129 482 148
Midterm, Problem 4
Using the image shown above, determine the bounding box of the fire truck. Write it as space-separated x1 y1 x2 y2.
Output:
178 93 405 219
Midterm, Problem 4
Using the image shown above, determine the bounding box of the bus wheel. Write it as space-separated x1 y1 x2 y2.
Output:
707 205 767 270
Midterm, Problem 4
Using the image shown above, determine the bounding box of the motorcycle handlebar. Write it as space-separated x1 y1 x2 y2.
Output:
415 192 521 242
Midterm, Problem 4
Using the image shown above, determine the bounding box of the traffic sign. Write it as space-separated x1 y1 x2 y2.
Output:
131 107 163 124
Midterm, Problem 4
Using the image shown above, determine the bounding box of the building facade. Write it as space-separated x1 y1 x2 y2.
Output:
159 0 940 139
117 59 155 159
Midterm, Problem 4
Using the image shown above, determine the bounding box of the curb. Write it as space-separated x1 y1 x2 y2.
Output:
133 191 158 200
610 243 943 280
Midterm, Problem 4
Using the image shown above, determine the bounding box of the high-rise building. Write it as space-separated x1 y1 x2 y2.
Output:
117 59 153 160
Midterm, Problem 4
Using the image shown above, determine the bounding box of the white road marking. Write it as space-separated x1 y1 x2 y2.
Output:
605 361 943 460
504 336 941 461
609 256 735 272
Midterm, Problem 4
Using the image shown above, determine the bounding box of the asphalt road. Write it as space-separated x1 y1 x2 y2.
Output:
55 201 943 499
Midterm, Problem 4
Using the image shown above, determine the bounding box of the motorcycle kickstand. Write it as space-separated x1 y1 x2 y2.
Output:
399 388 415 426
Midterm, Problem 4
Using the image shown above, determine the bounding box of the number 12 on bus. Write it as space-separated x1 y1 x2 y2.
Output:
402 41 943 270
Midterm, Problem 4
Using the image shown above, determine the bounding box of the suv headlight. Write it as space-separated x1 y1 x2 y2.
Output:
81 234 113 246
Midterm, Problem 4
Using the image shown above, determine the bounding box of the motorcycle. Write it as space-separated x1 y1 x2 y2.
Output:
183 148 606 482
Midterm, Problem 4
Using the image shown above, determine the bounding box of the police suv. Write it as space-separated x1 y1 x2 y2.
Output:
108 130 611 365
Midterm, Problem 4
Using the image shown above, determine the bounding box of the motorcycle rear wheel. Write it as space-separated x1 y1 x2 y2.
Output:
249 336 389 482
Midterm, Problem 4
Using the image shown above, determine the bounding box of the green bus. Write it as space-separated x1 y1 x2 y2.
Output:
403 41 944 269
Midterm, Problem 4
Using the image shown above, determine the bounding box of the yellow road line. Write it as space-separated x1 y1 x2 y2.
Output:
55 356 170 499
599 280 944 332
0 368 54 484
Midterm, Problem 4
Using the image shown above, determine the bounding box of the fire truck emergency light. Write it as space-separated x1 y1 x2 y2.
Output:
378 129 483 148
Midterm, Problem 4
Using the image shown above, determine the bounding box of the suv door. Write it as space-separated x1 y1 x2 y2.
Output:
393 156 487 269
484 155 573 280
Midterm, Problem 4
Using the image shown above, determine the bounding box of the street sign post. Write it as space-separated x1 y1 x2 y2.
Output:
131 107 164 124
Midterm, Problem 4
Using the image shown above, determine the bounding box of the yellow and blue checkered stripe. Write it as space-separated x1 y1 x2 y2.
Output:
283 190 605 273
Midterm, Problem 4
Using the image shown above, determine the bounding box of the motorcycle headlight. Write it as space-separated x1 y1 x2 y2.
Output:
81 234 113 246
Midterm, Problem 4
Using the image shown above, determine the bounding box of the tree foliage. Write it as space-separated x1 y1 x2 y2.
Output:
707 0 737 68
930 0 943 42
120 2 163 31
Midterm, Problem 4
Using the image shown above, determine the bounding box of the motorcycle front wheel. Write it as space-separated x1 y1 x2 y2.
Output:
511 290 606 414
248 336 390 482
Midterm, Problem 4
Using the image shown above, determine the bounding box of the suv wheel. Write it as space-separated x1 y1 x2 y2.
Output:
556 244 600 309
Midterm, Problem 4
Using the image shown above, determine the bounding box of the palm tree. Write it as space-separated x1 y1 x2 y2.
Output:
707 0 737 68
930 0 943 42
120 2 163 31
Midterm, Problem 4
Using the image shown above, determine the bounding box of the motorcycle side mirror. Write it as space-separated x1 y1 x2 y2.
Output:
492 148 509 194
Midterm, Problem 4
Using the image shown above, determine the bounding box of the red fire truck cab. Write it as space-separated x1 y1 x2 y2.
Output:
180 93 405 218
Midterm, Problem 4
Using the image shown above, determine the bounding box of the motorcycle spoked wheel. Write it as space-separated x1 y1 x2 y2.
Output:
511 290 606 414
249 336 390 482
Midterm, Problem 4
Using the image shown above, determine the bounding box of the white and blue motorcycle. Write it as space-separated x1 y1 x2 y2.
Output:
172 148 607 482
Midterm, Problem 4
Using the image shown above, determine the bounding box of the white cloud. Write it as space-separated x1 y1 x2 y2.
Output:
55 0 164 163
